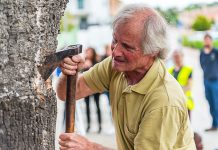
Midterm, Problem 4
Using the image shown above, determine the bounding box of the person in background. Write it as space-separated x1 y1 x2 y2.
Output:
57 4 196 149
101 44 112 104
200 33 218 131
168 50 194 118
100 44 114 135
83 47 102 133
168 50 204 150
102 44 112 60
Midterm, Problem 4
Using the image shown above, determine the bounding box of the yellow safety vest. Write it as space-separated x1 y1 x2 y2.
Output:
168 66 195 110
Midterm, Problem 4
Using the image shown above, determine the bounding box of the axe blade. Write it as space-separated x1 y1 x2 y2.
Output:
38 44 82 81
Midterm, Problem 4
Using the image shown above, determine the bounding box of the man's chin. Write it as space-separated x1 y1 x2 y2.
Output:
112 64 123 72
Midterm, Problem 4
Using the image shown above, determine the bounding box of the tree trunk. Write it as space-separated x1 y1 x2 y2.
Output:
0 0 67 149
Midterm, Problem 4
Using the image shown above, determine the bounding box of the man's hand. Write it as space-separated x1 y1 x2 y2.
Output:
60 54 85 76
59 133 90 150
59 133 111 150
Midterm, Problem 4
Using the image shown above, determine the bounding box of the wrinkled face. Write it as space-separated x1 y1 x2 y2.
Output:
111 20 153 72
204 37 213 48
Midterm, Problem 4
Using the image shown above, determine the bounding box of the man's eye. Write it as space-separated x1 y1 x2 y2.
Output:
112 39 117 44
122 43 134 52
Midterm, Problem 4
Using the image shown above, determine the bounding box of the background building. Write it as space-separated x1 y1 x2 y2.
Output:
60 0 122 54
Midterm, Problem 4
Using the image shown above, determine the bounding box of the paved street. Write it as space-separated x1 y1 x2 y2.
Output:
79 94 117 149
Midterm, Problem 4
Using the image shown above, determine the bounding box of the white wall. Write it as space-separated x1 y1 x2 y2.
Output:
77 25 112 55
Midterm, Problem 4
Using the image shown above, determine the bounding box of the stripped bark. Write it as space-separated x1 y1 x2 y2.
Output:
0 0 67 149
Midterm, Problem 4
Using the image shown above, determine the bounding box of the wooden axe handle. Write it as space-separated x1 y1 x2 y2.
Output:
65 74 77 133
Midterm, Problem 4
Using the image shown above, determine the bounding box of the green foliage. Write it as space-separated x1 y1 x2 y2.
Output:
213 40 218 48
156 7 179 25
208 2 218 7
181 35 218 49
191 15 212 31
184 2 218 11
60 12 75 33
211 18 215 25
181 36 204 49
184 4 202 11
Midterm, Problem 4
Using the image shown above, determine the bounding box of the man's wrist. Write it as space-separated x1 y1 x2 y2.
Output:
60 72 67 77
88 140 113 150
59 73 68 82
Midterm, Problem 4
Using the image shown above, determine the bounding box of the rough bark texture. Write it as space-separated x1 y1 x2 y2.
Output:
0 0 67 149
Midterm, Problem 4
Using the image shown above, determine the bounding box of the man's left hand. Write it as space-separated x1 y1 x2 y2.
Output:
59 133 90 150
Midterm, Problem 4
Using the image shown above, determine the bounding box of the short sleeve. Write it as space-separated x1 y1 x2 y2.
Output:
83 56 112 93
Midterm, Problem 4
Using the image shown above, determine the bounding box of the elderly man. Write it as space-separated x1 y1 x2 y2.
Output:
57 4 196 150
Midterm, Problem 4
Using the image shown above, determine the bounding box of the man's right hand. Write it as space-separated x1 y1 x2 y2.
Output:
56 54 95 101
59 54 85 76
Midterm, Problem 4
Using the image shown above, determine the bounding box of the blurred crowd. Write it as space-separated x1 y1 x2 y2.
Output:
82 45 112 134
168 33 218 150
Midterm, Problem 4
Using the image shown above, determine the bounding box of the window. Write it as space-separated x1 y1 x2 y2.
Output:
77 0 84 9
80 17 88 30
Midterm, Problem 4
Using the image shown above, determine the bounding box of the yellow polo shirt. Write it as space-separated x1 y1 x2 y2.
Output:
83 57 196 150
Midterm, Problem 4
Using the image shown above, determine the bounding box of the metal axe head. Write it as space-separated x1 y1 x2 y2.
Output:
38 44 82 81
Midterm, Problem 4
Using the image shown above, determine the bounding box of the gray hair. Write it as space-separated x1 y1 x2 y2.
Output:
112 4 169 59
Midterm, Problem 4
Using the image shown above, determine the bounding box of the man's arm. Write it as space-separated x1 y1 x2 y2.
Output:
56 73 95 101
199 52 203 68
182 77 192 93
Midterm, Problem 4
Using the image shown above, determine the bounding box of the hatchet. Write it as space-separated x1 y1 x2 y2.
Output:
38 44 82 133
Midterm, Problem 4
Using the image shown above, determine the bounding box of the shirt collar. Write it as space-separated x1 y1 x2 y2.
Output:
131 58 161 95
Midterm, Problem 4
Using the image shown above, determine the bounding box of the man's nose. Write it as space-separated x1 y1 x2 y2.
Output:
112 43 122 57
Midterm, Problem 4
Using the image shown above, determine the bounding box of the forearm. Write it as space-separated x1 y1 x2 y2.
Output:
56 73 95 101
75 74 95 100
89 141 114 150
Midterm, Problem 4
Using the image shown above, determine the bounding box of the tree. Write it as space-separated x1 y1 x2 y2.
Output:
192 15 212 31
184 4 202 11
0 0 67 149
156 7 179 25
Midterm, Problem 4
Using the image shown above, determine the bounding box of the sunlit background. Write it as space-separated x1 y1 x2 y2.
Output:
55 0 218 149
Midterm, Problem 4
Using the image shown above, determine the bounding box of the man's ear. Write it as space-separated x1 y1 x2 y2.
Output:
151 51 159 57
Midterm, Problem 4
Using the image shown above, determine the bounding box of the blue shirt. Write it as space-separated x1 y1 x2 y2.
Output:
200 48 218 80
56 67 62 77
